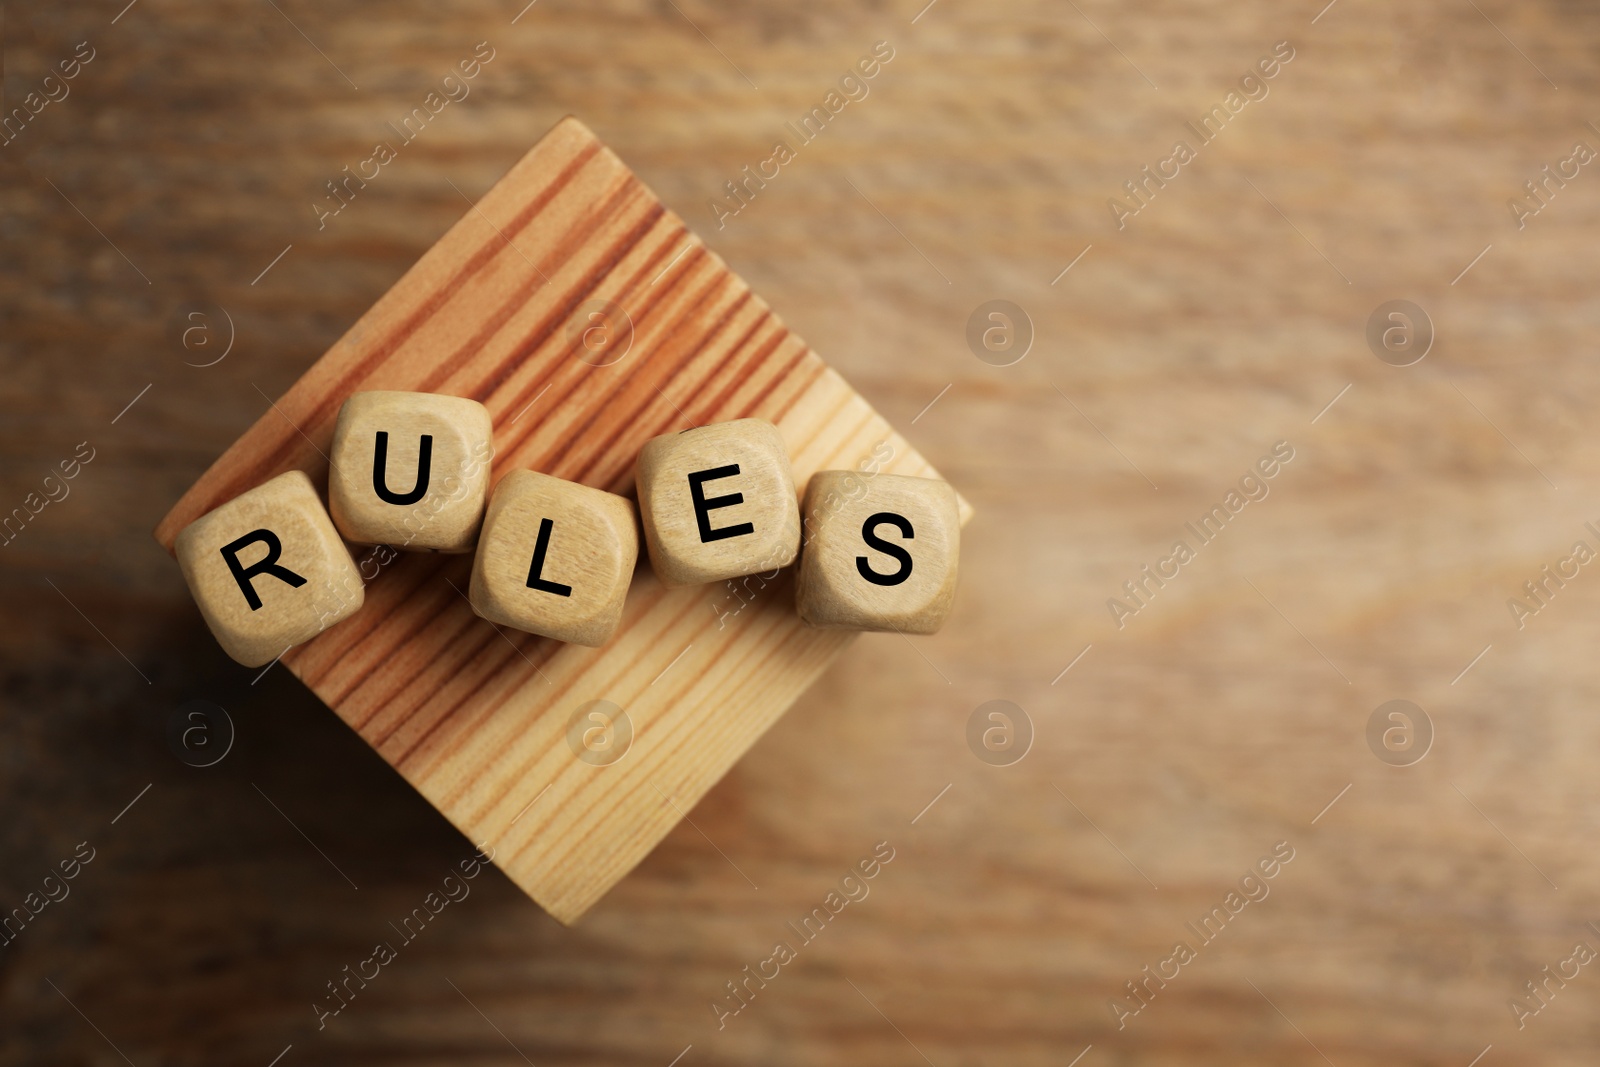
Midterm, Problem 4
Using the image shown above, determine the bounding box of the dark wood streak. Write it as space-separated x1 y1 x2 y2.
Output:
154 138 607 547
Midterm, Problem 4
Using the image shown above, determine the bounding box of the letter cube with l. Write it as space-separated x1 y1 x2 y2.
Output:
175 470 365 666
469 471 639 647
795 471 960 634
634 418 800 588
328 390 494 553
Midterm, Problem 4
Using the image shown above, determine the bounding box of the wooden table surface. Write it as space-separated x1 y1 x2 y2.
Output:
5 1 1600 1064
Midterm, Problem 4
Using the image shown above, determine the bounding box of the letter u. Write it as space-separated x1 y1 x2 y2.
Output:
372 431 432 505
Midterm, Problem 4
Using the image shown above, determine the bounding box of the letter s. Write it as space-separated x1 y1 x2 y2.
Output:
856 512 914 586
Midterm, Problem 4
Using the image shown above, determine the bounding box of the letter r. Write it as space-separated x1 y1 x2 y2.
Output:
219 529 307 610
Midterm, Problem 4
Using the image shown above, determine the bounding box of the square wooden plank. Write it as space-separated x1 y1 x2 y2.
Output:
154 117 970 924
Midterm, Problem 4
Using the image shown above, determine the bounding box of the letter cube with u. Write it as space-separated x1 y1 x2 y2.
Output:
469 471 639 647
175 470 364 666
328 390 494 552
795 471 960 634
634 418 801 587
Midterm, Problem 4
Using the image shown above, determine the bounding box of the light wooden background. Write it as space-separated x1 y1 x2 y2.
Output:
5 1 1600 1064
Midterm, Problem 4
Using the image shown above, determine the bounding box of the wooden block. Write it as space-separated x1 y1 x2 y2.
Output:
328 390 493 552
796 472 961 634
469 470 638 647
153 117 969 924
635 418 800 588
175 470 364 668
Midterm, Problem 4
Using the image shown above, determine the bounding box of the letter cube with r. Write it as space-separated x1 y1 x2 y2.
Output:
176 470 364 667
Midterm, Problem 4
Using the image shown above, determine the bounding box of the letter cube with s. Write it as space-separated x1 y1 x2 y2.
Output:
175 470 365 666
469 471 639 647
634 418 800 587
328 390 494 553
795 472 960 634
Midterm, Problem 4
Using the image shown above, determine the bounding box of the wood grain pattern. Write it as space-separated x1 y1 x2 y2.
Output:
153 117 970 924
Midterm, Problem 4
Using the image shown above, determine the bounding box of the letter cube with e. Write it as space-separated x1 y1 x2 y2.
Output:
469 471 639 646
634 418 800 587
795 471 960 634
175 470 365 666
328 390 494 553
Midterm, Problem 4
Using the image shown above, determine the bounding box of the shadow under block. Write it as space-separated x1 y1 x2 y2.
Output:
636 418 801 588
470 470 638 647
796 472 961 634
328 390 494 553
175 470 364 668
154 117 971 924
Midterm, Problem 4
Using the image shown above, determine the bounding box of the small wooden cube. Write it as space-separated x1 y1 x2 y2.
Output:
469 470 639 647
634 418 800 588
176 470 364 667
328 390 493 553
796 471 961 634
